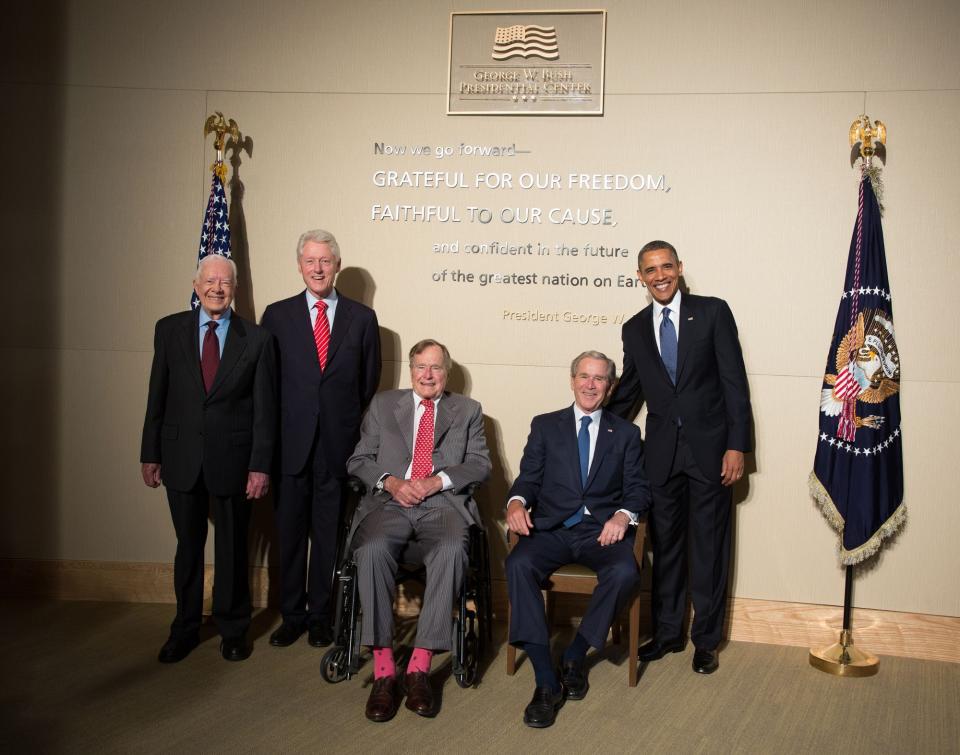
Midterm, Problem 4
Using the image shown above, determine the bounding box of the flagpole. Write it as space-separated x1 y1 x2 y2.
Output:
809 115 887 677
191 112 241 310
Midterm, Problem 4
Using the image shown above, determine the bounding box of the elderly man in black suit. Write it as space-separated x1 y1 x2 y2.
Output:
141 253 277 663
260 229 381 648
607 240 752 675
506 351 650 728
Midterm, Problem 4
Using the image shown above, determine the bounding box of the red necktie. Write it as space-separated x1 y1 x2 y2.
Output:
313 300 330 370
411 399 435 479
201 320 219 392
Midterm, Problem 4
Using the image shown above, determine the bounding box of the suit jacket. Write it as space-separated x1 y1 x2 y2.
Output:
140 309 277 496
606 293 752 486
509 406 650 531
260 290 380 477
346 390 492 541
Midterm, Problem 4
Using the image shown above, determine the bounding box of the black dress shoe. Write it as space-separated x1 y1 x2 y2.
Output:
365 676 402 723
692 648 718 674
638 638 684 663
158 635 199 664
523 685 565 728
269 622 304 647
403 671 436 717
560 660 589 701
220 637 252 662
308 624 334 648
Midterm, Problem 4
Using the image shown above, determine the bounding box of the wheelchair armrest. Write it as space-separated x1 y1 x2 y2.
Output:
347 476 480 498
346 476 368 496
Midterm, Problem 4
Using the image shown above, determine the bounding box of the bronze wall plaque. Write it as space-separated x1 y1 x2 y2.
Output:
448 10 606 116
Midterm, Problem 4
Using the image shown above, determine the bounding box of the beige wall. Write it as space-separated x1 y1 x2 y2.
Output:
3 0 958 617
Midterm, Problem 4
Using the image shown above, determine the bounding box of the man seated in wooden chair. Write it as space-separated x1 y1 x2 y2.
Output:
505 350 651 728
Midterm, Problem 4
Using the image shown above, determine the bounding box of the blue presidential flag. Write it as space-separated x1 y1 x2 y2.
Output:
190 163 231 309
809 173 905 564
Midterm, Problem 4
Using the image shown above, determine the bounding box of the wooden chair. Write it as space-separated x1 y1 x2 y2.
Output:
505 521 647 687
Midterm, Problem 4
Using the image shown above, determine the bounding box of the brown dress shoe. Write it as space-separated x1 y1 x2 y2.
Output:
403 671 436 717
365 676 402 723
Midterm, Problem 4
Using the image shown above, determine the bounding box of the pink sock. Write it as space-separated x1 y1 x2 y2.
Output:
372 646 395 679
406 647 433 675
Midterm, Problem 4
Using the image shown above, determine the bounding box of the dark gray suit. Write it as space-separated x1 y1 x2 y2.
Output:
347 389 490 649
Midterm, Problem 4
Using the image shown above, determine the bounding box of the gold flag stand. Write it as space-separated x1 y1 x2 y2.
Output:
809 115 887 678
809 566 878 676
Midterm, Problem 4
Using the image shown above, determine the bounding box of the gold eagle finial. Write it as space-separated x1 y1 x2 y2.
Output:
849 115 886 166
203 112 241 181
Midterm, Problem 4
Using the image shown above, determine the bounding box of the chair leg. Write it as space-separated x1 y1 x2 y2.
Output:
506 598 517 675
628 594 640 687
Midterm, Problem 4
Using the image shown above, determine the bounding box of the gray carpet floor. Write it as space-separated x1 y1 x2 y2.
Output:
1 600 958 754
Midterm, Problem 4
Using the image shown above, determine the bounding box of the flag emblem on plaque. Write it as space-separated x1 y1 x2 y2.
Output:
492 25 559 60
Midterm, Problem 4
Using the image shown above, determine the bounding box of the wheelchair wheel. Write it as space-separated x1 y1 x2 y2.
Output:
320 645 349 684
454 630 479 688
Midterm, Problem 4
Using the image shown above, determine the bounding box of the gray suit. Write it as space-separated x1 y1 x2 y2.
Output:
346 389 491 649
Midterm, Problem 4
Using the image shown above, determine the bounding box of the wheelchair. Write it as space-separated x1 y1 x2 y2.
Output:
320 480 493 689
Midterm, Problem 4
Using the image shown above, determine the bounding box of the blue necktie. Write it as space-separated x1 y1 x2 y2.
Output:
660 308 677 384
563 416 592 528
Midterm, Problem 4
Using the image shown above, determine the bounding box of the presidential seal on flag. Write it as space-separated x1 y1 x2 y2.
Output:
819 307 900 443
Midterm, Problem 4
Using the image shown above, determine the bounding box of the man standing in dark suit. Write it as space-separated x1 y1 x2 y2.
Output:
141 253 276 663
506 351 650 728
607 240 752 675
260 229 381 648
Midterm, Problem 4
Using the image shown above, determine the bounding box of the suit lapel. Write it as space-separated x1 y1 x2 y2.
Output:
292 291 322 371
676 296 697 384
640 305 674 385
557 407 582 490
393 391 416 454
433 393 458 448
325 291 353 368
208 314 247 397
177 311 206 395
585 411 614 489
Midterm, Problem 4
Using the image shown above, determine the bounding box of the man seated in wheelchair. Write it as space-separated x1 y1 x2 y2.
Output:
346 338 491 722
505 350 651 728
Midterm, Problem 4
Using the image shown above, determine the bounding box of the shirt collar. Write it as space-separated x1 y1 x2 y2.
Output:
653 290 682 320
413 391 441 408
199 308 232 328
573 403 602 424
305 288 339 308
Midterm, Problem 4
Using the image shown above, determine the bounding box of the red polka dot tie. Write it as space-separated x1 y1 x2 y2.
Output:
411 399 435 479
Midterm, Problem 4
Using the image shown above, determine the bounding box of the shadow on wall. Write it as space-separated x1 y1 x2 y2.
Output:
227 133 255 320
0 1 66 749
216 129 281 605
0 3 65 571
443 364 511 580
336 265 403 392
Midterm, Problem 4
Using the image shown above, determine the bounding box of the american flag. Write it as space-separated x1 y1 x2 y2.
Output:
809 173 904 564
492 24 558 61
191 164 231 309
